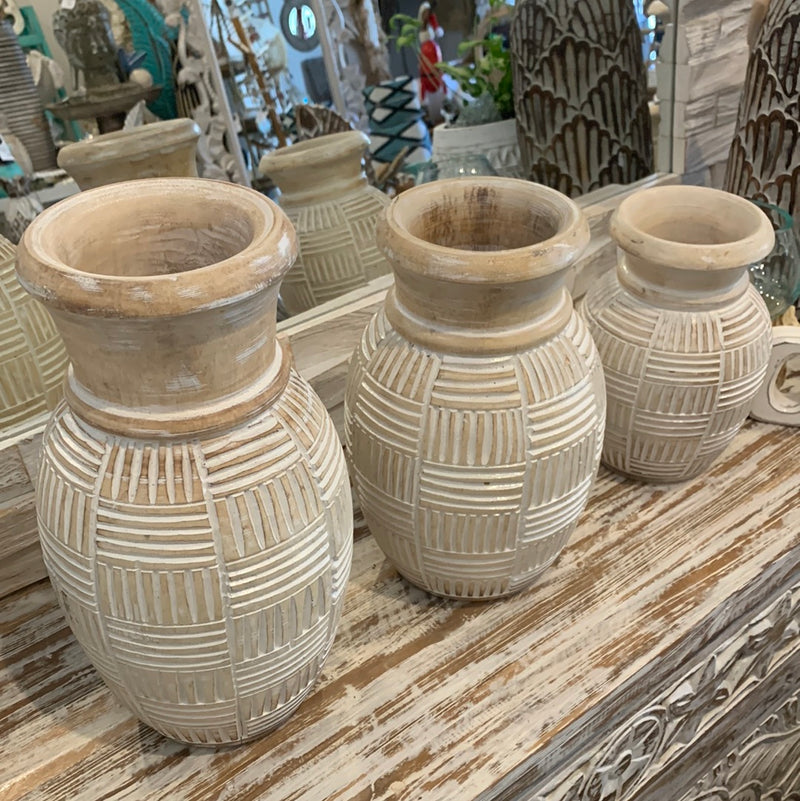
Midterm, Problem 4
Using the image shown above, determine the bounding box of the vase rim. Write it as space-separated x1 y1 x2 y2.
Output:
258 130 369 176
611 185 775 270
379 177 589 283
16 178 296 318
57 119 201 167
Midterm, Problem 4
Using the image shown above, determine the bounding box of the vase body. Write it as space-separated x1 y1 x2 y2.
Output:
345 178 605 600
581 185 775 482
58 118 201 190
725 0 800 217
16 179 353 745
0 233 67 437
0 19 57 171
510 0 654 197
259 131 391 314
432 118 522 178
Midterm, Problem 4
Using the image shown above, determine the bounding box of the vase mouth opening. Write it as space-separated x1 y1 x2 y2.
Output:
381 177 589 282
612 185 776 270
17 178 296 317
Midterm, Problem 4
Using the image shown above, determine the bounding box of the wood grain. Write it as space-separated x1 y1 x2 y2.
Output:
1 418 798 799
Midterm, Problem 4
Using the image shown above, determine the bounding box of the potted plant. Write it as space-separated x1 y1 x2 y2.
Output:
390 1 520 177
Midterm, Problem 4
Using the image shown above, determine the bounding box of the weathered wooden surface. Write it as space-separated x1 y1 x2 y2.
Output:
1 418 799 799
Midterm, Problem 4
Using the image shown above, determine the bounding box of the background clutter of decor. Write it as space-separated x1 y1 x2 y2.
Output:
0 0 799 750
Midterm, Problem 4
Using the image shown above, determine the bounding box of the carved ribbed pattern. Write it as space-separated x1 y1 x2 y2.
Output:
344 309 605 599
36 371 352 745
581 271 773 481
0 235 67 434
510 0 654 197
725 0 800 216
281 188 390 314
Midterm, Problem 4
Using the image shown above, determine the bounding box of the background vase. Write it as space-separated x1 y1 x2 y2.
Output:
510 0 654 198
0 233 67 437
16 178 353 745
259 131 391 315
0 19 57 172
431 118 522 178
57 118 202 190
345 177 606 600
581 185 775 482
724 0 800 218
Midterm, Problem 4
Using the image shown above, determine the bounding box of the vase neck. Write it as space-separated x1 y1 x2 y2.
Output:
618 253 751 309
278 168 367 206
386 267 573 354
54 286 289 438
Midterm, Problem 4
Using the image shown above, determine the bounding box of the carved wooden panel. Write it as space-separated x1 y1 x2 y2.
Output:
725 0 800 217
510 0 654 197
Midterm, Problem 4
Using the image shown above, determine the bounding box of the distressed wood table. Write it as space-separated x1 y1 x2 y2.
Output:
2 174 800 799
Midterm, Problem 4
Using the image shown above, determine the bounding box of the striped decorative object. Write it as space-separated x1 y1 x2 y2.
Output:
581 185 775 482
344 178 605 600
0 234 66 437
363 76 432 165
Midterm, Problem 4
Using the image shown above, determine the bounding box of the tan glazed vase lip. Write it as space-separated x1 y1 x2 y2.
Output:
611 185 775 271
57 118 202 170
378 176 590 283
258 130 369 175
16 177 297 319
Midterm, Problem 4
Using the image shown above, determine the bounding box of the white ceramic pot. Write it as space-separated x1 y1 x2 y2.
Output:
432 117 521 177
345 177 605 600
581 185 775 482
16 178 353 745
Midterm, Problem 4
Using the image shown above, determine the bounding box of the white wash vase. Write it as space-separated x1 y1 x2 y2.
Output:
16 178 353 745
345 177 606 600
580 184 775 482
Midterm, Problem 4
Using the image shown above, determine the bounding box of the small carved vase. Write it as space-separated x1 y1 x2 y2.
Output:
16 178 353 745
580 185 775 482
258 131 390 314
57 119 202 190
0 233 67 437
344 178 606 600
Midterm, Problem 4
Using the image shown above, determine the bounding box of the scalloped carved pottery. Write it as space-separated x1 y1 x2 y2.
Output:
258 130 390 314
0 233 67 438
16 178 353 745
510 0 654 197
57 118 202 190
580 185 775 482
344 177 606 600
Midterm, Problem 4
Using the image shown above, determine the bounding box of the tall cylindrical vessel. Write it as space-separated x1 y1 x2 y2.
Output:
16 179 353 745
258 131 390 314
345 178 606 600
57 118 202 190
581 185 775 482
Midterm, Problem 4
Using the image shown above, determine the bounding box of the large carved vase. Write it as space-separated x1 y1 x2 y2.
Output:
725 0 800 216
344 178 606 600
580 186 775 482
510 0 654 197
58 118 201 190
0 233 67 437
16 178 353 745
258 131 390 314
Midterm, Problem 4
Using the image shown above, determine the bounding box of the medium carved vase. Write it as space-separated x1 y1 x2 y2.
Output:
344 178 606 600
0 233 67 437
510 0 654 197
57 118 201 190
258 131 390 314
16 178 353 745
580 185 775 482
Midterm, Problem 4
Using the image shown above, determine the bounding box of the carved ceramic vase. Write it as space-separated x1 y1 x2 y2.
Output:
0 233 67 437
57 118 202 190
16 179 353 745
258 131 390 314
510 0 653 197
344 178 606 600
580 185 775 482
